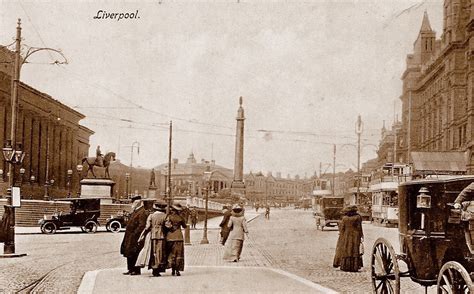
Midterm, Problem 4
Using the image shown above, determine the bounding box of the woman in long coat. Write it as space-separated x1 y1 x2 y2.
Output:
223 205 248 262
333 205 364 272
165 204 187 276
136 202 168 276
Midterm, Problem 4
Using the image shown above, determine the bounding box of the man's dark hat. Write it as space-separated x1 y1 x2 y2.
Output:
153 201 167 211
131 195 142 202
171 203 183 211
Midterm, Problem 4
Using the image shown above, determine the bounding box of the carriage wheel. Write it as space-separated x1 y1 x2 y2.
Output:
437 261 474 293
83 220 98 233
371 238 400 294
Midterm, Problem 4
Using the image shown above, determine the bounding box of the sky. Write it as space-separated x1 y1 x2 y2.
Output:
0 0 444 177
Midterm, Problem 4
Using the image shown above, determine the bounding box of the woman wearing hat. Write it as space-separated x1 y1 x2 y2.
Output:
223 205 248 262
165 204 187 276
333 205 364 272
136 201 168 276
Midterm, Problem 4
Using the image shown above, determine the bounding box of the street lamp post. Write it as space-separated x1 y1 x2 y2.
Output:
125 172 130 199
18 168 25 186
76 164 83 196
200 170 213 244
66 169 73 198
1 19 65 257
355 115 363 204
1 140 26 256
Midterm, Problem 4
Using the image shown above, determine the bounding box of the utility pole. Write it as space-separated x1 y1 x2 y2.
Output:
129 141 140 198
166 121 172 214
355 115 363 204
332 144 336 197
3 19 22 256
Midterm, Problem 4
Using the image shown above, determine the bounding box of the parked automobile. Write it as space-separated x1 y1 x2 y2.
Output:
38 198 101 234
105 199 156 233
105 210 129 233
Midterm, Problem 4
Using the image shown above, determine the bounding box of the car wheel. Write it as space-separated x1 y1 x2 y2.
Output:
83 220 98 233
108 220 122 233
41 222 57 234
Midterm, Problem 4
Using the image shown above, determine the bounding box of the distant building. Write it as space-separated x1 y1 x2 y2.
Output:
245 171 313 205
399 5 474 172
155 153 233 198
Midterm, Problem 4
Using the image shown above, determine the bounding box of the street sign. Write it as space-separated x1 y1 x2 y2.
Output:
12 187 21 207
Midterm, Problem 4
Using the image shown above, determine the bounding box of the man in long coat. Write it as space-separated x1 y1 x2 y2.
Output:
120 197 149 275
219 206 232 245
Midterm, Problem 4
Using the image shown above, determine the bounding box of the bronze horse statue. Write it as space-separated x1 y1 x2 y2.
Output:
81 152 116 178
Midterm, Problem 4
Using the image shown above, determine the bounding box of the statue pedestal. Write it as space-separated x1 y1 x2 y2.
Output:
147 186 160 200
80 178 115 204
231 181 246 199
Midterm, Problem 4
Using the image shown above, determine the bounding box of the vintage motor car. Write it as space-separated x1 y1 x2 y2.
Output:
105 199 156 233
38 198 101 234
105 210 129 233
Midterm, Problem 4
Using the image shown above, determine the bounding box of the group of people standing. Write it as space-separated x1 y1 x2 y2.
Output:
120 196 187 277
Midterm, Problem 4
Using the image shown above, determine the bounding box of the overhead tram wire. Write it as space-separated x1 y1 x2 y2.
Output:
15 3 389 146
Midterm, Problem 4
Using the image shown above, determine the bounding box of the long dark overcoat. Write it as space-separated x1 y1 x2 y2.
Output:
333 213 363 272
120 206 149 257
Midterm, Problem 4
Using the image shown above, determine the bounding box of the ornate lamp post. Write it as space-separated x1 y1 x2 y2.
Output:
29 175 35 185
200 170 214 244
66 169 73 198
2 140 26 256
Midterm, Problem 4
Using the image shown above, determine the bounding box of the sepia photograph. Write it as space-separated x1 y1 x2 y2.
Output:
1 0 474 293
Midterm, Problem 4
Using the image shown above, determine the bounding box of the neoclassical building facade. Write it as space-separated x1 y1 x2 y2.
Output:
0 47 93 198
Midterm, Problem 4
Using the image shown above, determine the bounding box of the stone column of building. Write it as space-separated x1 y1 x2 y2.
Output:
38 117 49 186
59 126 67 188
231 96 246 197
31 117 40 184
0 102 6 174
22 110 32 179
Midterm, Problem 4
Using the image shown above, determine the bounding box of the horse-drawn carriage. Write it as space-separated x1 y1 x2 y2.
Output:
371 176 474 293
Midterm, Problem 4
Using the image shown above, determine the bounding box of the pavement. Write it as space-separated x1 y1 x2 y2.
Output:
76 208 338 294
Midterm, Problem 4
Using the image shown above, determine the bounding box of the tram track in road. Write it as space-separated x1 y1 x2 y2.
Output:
15 250 117 293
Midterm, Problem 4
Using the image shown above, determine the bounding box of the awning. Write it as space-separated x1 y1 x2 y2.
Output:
411 151 467 173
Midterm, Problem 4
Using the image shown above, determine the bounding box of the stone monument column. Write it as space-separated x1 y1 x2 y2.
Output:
231 96 246 197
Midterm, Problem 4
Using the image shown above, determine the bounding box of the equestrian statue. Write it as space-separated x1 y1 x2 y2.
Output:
81 146 116 178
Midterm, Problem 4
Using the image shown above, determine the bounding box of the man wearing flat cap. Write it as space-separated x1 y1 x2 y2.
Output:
120 196 149 275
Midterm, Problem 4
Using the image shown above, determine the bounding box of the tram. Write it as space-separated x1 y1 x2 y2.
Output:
369 163 411 226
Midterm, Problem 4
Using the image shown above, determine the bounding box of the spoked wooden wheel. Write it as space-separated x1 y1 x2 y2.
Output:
371 238 400 294
437 261 473 294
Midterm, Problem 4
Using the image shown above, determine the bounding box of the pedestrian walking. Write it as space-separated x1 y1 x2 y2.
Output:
120 196 149 275
165 204 187 276
333 205 364 272
136 201 168 277
223 205 249 262
189 207 198 229
265 206 270 220
219 205 232 245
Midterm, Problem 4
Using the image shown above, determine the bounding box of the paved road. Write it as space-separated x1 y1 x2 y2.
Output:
0 208 436 293
250 208 434 293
